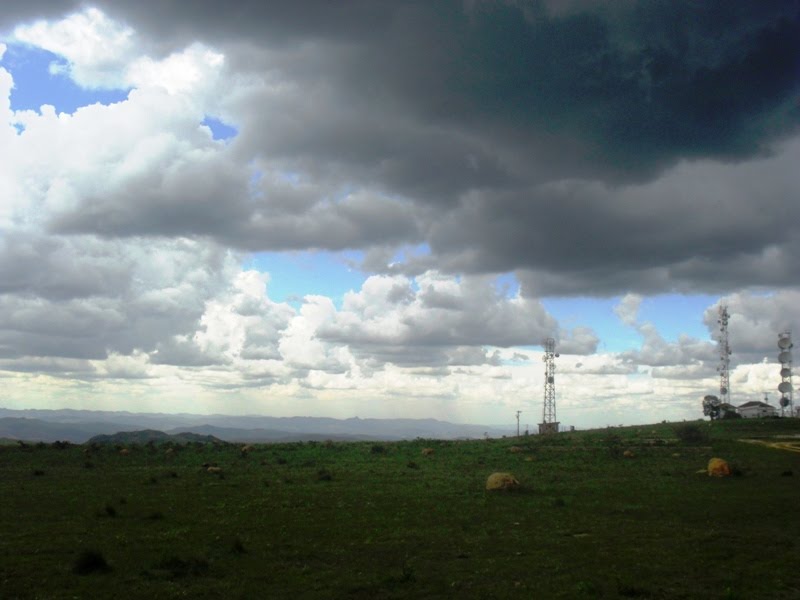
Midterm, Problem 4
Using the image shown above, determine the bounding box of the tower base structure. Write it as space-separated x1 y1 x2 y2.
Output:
538 422 559 435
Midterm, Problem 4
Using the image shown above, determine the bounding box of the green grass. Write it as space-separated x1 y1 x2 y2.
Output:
1 420 799 599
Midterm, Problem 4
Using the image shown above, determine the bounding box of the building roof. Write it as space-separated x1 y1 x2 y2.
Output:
737 401 774 409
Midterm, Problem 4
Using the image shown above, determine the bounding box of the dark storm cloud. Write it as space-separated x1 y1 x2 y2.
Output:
3 1 799 296
81 0 800 178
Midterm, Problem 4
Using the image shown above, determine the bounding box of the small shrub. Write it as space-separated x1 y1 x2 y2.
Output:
231 537 246 554
147 511 164 520
104 504 117 517
84 461 94 469
152 555 209 578
575 580 600 596
370 444 386 454
674 424 709 445
602 433 623 457
32 469 45 476
553 498 566 508
407 461 419 469
617 581 650 597
316 469 333 481
72 549 111 575
275 456 288 465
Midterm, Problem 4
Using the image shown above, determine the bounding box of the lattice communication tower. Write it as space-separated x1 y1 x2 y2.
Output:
716 306 732 405
538 338 559 434
778 332 793 417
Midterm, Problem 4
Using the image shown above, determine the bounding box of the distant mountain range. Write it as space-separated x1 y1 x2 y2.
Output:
0 408 512 443
86 429 223 445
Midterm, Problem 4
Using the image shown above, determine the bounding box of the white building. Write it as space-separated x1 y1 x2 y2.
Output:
737 401 777 419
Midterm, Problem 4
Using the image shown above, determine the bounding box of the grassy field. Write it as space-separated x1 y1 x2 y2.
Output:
1 419 799 599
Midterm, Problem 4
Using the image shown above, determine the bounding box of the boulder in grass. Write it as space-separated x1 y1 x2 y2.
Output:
707 457 731 477
509 446 524 454
421 448 435 456
623 449 635 458
486 472 519 491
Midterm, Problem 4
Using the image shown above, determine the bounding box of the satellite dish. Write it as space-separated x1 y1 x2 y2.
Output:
547 376 554 384
778 337 791 349
555 353 560 358
781 367 792 378
780 397 790 407
778 381 793 393
779 351 792 363
720 386 728 394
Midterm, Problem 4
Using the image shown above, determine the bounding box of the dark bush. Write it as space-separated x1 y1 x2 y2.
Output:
153 556 209 578
673 424 709 445
72 549 111 575
231 537 246 554
602 433 623 457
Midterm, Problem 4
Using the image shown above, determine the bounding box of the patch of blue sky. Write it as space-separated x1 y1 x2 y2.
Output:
542 297 639 353
201 115 237 141
637 294 717 342
245 250 367 307
1 44 129 114
494 272 519 298
389 243 429 267
541 294 719 355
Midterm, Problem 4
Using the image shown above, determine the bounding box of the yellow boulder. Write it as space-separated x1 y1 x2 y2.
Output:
707 458 731 477
486 472 520 491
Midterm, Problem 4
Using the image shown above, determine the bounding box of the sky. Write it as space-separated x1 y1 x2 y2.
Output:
0 1 798 428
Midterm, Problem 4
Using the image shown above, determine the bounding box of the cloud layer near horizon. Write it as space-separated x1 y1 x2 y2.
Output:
0 2 798 425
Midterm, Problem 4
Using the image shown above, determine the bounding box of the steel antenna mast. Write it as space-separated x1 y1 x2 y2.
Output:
539 338 560 434
717 306 732 405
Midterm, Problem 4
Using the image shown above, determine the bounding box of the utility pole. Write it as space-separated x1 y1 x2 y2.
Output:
516 410 522 437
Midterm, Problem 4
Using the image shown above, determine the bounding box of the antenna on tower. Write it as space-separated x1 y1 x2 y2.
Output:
778 332 793 417
538 338 560 435
716 306 731 405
